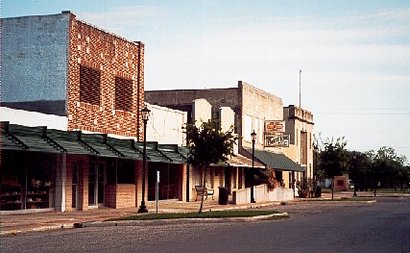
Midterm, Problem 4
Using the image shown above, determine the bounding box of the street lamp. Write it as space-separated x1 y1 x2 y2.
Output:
138 105 150 213
251 130 257 203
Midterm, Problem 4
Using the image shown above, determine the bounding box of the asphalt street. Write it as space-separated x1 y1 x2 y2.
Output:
1 197 409 253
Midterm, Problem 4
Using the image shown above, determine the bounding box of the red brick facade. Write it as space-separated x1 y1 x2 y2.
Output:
66 13 145 140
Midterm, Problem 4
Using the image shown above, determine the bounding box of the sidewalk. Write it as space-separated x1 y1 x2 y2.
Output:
0 199 278 236
1 191 408 236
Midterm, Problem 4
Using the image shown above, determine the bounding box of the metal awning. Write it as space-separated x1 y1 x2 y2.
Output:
157 144 187 164
1 123 64 153
243 147 305 172
226 154 265 169
0 122 188 164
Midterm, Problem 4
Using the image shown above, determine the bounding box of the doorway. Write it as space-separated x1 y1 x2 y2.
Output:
72 163 79 209
88 163 105 207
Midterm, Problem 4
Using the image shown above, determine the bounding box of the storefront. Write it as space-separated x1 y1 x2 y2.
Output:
1 123 189 212
0 150 55 210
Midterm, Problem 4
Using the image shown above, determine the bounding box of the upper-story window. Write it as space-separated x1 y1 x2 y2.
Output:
115 77 133 112
80 66 101 105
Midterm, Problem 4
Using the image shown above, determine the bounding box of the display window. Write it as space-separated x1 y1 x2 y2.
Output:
0 151 55 211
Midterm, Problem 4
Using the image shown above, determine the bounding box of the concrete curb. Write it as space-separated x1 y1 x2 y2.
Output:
1 223 75 236
75 212 289 228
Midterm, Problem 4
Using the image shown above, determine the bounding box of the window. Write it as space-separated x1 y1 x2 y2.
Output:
115 77 133 111
80 66 101 105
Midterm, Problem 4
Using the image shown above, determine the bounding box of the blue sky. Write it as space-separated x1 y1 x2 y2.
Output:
2 0 410 161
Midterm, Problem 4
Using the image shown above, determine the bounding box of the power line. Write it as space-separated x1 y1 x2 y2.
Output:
315 112 410 115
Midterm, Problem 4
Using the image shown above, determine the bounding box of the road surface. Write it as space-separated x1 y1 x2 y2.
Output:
1 197 409 253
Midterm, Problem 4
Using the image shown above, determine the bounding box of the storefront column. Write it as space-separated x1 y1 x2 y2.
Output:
55 153 66 212
78 156 89 211
181 164 187 202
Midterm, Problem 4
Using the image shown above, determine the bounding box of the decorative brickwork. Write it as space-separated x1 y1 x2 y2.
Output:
66 13 145 139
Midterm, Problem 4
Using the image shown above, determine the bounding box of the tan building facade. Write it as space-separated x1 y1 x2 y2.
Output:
145 81 307 200
283 105 315 184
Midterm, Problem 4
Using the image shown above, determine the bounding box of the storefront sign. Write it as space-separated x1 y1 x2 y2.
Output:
265 120 285 135
264 134 290 147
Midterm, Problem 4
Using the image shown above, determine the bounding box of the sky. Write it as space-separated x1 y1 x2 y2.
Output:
2 0 410 162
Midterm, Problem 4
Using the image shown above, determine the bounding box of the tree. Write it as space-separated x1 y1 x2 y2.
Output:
348 151 372 196
318 137 349 200
396 165 410 192
369 147 406 196
184 119 237 213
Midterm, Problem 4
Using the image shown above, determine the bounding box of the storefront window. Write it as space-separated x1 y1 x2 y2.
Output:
0 151 55 211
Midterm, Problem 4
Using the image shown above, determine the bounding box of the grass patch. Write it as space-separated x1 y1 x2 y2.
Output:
108 210 283 221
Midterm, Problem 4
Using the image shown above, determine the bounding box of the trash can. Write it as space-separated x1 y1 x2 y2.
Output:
218 187 229 205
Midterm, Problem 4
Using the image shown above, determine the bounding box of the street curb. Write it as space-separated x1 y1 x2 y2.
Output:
1 223 74 236
75 212 289 228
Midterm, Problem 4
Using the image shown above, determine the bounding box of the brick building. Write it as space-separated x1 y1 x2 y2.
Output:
1 11 145 138
0 12 187 212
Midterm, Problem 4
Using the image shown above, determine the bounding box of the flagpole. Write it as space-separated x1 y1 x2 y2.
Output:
299 69 302 107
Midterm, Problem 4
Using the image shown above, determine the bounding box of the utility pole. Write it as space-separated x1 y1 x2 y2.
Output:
299 69 302 108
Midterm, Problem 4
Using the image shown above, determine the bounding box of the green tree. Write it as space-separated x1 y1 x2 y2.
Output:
396 165 410 192
184 119 237 213
369 147 406 196
348 151 372 196
318 137 349 200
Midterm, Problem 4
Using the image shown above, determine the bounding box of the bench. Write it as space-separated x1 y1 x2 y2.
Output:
195 185 214 201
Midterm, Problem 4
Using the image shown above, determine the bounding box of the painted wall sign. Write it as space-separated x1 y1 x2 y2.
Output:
264 134 290 147
265 120 285 135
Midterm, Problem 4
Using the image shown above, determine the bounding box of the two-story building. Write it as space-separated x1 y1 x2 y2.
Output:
146 81 313 200
0 11 188 212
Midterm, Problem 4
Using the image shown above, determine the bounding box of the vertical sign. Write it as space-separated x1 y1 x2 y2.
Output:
155 171 160 214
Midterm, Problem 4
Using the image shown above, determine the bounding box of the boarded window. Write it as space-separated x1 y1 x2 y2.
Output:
115 77 133 111
80 66 101 105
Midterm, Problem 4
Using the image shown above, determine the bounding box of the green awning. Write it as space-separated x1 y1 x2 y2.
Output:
132 142 174 163
157 144 187 164
1 122 189 164
2 124 63 153
243 147 304 172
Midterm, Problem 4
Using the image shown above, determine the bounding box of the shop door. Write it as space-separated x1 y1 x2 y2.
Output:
98 165 104 205
72 164 79 209
88 164 105 206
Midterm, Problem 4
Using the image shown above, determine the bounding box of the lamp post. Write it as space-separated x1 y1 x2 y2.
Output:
138 105 150 213
251 130 257 203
